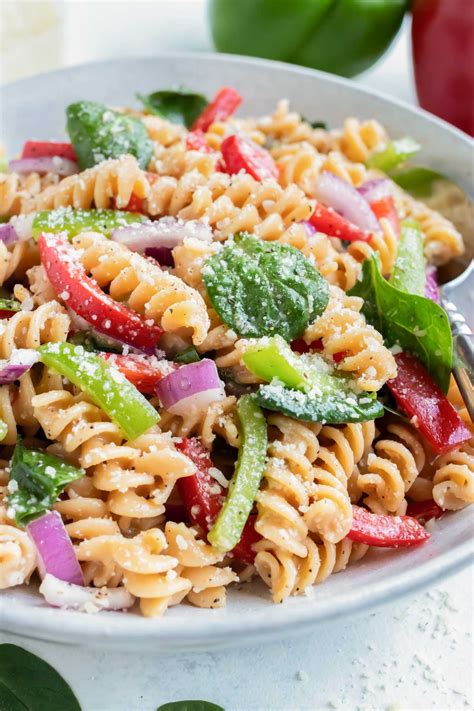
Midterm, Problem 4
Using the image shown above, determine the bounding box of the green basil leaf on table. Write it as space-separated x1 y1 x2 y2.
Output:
157 702 224 711
389 165 446 198
0 644 81 711
389 219 425 296
202 233 329 341
7 437 84 526
348 255 452 392
32 207 147 240
138 89 208 128
66 100 153 169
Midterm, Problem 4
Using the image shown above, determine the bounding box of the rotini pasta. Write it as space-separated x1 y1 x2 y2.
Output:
0 87 470 620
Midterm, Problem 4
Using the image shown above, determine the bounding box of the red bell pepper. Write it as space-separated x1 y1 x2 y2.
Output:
412 0 474 136
100 353 174 395
186 130 214 153
291 338 348 364
387 352 471 454
348 505 430 547
191 87 242 133
370 195 400 235
220 134 279 181
38 232 163 354
406 499 445 523
309 203 372 243
176 437 260 564
21 140 77 162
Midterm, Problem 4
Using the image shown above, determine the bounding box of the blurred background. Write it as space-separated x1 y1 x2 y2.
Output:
1 0 473 135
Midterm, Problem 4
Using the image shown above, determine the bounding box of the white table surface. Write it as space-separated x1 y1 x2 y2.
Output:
1 3 473 710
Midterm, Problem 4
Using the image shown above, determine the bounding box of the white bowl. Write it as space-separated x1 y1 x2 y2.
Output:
1 54 473 650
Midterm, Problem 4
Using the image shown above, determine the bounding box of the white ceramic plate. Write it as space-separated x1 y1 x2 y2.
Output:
1 54 473 650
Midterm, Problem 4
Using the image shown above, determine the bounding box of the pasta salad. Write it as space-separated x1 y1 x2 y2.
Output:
0 86 472 617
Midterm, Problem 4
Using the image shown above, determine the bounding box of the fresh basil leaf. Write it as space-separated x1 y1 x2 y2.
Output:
255 354 383 423
389 219 425 296
348 255 452 392
66 100 153 169
174 346 201 364
0 644 81 711
157 703 224 711
0 298 21 312
202 233 329 341
33 207 147 240
138 89 208 128
367 137 420 172
389 165 446 198
8 437 84 526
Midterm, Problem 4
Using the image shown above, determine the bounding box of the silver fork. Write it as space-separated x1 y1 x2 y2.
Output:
440 260 474 420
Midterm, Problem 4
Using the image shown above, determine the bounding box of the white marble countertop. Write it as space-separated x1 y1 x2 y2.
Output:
1 3 472 710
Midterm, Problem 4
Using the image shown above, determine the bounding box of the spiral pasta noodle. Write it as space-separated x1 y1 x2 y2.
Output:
72 231 210 345
336 118 389 163
0 524 37 589
304 286 397 391
396 188 464 265
432 445 474 510
19 155 150 213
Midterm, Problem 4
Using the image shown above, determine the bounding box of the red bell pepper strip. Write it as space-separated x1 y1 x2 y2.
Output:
370 195 400 235
387 352 471 454
0 310 17 319
406 499 445 524
121 192 145 214
309 203 372 243
221 134 279 181
38 232 163 354
348 505 430 547
291 338 349 365
176 436 260 564
21 140 77 162
191 87 242 133
100 353 175 395
186 130 214 153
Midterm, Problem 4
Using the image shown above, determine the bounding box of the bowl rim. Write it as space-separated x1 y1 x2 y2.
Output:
1 52 473 649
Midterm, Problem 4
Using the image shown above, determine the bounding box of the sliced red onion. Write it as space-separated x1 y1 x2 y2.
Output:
39 573 135 612
9 213 35 242
111 216 212 255
299 220 317 237
9 156 79 177
0 349 39 384
314 171 380 232
0 223 18 245
145 246 174 266
156 358 225 417
27 510 84 585
425 265 440 304
357 178 393 204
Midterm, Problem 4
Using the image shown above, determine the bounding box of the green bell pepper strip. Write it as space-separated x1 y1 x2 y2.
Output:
367 137 420 172
7 436 84 526
32 208 147 241
389 220 425 296
210 0 408 78
38 342 159 440
243 335 309 391
208 394 267 553
0 419 7 442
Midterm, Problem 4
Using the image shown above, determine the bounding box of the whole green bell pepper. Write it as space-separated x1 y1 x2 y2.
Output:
210 0 409 78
